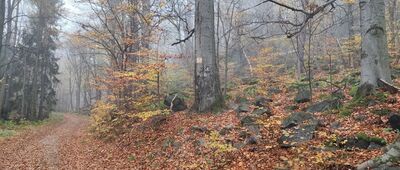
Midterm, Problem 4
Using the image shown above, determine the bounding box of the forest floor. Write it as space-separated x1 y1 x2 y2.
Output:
0 113 85 169
0 113 128 169
1 112 163 169
0 95 399 169
1 71 400 169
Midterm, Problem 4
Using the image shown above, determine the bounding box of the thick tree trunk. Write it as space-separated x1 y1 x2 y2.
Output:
357 2 394 167
193 0 223 112
360 0 392 87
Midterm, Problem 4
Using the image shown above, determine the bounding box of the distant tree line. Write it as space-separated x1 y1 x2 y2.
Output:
0 0 62 121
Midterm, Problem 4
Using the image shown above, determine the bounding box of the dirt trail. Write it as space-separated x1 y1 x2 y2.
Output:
0 114 89 169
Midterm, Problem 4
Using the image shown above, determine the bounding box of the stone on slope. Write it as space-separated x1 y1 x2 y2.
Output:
281 112 317 129
240 115 258 126
306 99 341 113
251 108 272 118
278 112 319 147
237 103 250 113
294 89 311 103
254 96 273 107
164 93 187 112
268 87 282 95
389 114 400 131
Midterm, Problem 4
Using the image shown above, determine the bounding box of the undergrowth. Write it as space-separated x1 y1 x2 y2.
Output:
0 112 63 138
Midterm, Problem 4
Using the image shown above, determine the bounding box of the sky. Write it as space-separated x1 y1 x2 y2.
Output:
60 0 89 33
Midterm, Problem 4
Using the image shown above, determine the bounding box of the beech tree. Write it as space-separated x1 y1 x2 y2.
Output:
193 0 223 112
357 1 399 169
359 0 392 88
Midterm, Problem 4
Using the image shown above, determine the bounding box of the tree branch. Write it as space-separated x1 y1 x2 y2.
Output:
171 28 195 46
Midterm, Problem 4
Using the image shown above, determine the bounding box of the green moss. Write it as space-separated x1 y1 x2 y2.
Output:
342 85 389 117
369 137 387 145
235 96 248 103
349 85 358 97
339 107 352 117
375 92 388 103
224 94 232 101
211 98 225 114
339 97 368 117
356 133 386 145
288 81 308 90
356 133 369 141
244 85 257 96
373 109 392 116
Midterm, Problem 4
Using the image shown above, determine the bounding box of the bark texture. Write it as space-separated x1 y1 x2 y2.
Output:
360 0 391 86
194 0 223 112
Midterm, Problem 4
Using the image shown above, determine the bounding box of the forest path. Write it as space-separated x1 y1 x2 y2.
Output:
0 113 89 169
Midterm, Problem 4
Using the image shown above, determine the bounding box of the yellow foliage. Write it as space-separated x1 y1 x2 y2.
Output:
90 101 119 139
207 131 235 154
313 151 334 164
136 110 169 121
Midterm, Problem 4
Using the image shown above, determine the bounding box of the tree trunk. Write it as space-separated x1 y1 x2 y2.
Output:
295 24 307 80
20 54 27 117
224 40 229 97
68 69 74 112
3 0 13 59
193 0 223 112
360 0 392 87
0 0 6 118
0 78 6 119
38 58 47 119
388 0 398 62
0 0 5 66
29 53 40 120
347 2 355 68
75 58 82 112
12 0 20 47
1 0 17 119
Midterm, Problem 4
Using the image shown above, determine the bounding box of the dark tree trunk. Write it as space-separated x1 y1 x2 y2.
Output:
193 0 223 112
